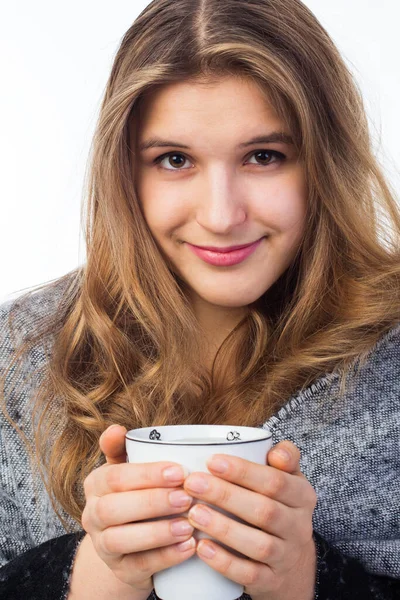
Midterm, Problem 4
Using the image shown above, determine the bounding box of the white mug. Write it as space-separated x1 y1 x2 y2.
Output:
125 424 273 600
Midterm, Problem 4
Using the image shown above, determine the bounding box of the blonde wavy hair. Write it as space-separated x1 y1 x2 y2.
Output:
2 0 400 530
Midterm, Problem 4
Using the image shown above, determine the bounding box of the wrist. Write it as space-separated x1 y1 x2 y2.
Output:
258 538 316 600
283 538 317 600
68 533 152 600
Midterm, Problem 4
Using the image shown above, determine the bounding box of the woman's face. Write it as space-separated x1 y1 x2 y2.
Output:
132 76 307 314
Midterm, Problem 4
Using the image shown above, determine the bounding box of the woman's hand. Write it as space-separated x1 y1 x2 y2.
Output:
81 424 197 596
183 440 318 600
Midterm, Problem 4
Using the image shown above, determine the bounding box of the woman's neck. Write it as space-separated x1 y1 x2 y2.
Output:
183 290 248 375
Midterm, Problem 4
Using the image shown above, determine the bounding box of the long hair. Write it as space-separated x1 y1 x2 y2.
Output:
1 0 400 529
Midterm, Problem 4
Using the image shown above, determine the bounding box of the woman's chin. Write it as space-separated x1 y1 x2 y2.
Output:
191 289 263 309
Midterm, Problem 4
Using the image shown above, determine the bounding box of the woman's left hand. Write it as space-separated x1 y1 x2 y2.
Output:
183 440 318 600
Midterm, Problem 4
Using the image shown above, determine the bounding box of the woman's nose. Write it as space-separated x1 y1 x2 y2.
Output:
195 171 247 233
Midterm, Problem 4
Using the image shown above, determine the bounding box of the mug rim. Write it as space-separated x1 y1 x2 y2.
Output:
125 424 272 445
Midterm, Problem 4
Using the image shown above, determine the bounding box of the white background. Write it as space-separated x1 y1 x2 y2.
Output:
1 0 399 302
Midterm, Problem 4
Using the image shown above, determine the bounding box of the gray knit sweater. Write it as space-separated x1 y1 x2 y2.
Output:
0 278 399 599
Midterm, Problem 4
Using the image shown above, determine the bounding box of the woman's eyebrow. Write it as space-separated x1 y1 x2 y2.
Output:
138 132 294 152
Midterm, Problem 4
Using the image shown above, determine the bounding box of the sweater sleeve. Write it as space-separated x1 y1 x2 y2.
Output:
0 530 86 600
312 530 400 600
2 532 398 600
0 531 159 600
237 531 400 600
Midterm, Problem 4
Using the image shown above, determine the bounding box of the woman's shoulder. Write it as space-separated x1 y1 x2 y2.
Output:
362 320 400 368
332 321 400 413
0 272 82 408
0 270 81 349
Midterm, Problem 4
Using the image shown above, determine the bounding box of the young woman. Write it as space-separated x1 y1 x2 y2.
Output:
1 1 399 599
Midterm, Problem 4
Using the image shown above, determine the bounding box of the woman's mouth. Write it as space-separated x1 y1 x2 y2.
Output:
186 237 265 266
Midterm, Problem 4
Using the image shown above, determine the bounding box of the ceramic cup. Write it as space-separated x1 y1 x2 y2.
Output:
125 424 273 600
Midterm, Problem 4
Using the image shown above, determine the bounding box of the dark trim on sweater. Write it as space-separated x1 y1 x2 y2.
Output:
1 530 399 599
313 531 400 600
0 531 86 600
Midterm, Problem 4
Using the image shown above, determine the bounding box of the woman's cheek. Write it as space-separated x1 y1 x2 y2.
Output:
252 182 307 235
142 193 191 242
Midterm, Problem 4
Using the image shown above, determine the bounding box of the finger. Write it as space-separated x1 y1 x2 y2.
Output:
111 537 197 587
98 517 195 558
266 441 303 475
190 456 310 508
99 425 127 465
185 472 310 532
188 500 294 553
195 538 274 594
85 461 190 498
89 487 194 529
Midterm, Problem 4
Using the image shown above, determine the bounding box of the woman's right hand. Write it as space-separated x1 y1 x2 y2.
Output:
81 424 197 595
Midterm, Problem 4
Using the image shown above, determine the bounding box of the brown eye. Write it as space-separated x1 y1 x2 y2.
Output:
153 149 286 171
155 153 190 170
168 154 187 168
248 150 286 166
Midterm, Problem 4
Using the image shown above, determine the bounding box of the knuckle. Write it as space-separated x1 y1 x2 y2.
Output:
263 472 285 497
254 498 275 528
81 506 89 532
235 463 248 485
147 524 160 548
255 536 274 562
241 562 260 586
147 487 161 511
159 543 177 568
216 515 232 540
81 497 96 532
216 484 232 506
219 551 235 576
105 464 122 490
111 562 130 587
139 521 160 550
134 549 152 576
99 527 118 556
270 572 285 592
139 465 153 486
83 471 95 498
96 494 113 527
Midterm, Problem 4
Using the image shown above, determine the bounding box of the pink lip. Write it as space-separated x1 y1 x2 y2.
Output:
187 237 265 266
193 240 261 253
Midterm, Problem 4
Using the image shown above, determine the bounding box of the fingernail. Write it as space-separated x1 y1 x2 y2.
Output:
274 449 291 462
207 456 229 473
198 541 216 558
171 519 194 536
176 537 196 552
163 465 189 481
169 491 193 507
100 424 120 439
185 475 208 493
189 505 211 526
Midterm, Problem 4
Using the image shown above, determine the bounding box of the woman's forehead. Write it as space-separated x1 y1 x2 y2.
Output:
132 77 286 141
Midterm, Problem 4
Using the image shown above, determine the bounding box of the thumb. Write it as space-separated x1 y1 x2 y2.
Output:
267 440 302 475
99 424 128 465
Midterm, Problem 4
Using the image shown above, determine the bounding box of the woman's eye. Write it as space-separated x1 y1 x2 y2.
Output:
247 150 286 166
155 153 191 170
153 150 286 171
